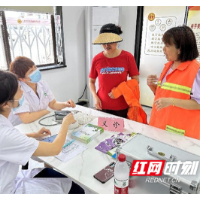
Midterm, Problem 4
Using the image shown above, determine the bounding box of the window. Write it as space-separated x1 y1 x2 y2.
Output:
0 6 65 71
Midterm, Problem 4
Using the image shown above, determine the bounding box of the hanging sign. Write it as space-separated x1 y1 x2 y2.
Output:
6 17 51 26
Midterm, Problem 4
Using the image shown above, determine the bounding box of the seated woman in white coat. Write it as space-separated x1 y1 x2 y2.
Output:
0 70 84 194
9 56 76 126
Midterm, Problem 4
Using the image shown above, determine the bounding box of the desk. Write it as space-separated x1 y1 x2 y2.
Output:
15 105 200 194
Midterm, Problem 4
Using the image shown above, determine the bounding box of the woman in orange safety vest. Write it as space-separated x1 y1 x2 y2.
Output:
147 25 200 139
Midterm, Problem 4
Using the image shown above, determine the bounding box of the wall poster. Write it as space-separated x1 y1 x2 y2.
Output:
187 6 200 62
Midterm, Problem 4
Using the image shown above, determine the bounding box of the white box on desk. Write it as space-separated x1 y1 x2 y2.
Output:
116 133 200 194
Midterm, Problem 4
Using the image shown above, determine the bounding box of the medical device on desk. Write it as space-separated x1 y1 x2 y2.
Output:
54 110 71 122
38 110 73 126
38 110 96 128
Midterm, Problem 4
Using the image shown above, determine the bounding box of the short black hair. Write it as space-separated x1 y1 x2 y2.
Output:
162 25 199 62
0 70 18 111
100 23 123 35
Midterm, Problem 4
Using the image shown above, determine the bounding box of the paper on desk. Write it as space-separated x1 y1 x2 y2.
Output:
50 125 61 134
28 121 42 132
55 138 87 162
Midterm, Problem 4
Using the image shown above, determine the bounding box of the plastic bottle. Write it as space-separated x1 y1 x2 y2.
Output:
114 154 130 194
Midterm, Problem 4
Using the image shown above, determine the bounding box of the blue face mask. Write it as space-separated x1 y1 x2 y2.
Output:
29 68 42 83
12 95 25 112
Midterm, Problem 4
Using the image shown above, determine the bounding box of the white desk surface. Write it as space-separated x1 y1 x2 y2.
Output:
15 105 200 194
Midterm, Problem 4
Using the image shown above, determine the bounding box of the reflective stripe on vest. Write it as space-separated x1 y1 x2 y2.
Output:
166 125 185 136
157 81 161 87
159 82 191 95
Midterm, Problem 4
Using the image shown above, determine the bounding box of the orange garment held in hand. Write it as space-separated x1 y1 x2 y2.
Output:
112 79 147 124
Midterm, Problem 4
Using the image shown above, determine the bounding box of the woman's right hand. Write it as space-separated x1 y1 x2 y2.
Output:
44 110 51 115
94 96 102 110
45 110 50 115
147 75 159 86
62 113 76 127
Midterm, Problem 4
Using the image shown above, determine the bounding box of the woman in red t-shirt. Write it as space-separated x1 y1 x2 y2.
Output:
89 23 139 118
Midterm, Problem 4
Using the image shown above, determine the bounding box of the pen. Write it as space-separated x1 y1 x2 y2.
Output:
63 139 75 148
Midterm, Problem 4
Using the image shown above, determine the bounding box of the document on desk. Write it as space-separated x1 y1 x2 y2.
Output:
55 138 88 162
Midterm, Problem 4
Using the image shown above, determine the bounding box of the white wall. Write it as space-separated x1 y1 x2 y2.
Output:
41 6 86 102
41 6 137 104
120 6 137 55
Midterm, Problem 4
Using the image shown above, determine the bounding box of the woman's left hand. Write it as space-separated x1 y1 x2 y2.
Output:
154 98 173 111
108 91 115 99
35 127 51 139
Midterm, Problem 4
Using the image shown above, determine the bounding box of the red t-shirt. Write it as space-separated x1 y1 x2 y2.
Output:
89 50 139 110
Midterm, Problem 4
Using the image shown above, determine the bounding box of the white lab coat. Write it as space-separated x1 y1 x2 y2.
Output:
0 114 72 194
8 80 55 126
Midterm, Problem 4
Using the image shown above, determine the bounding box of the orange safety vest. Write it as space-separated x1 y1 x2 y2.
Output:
112 79 147 124
149 60 200 139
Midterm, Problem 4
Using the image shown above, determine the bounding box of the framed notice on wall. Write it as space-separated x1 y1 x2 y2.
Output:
138 6 187 107
187 6 200 63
